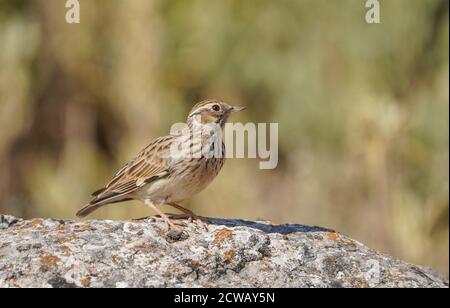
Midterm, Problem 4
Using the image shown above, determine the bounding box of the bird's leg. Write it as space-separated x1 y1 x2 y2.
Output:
144 199 178 231
166 202 207 230
166 202 199 217
132 214 183 223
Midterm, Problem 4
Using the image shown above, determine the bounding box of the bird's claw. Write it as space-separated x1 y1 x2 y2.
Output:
166 213 208 231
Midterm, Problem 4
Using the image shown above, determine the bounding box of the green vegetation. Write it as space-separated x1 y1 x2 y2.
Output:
0 0 448 274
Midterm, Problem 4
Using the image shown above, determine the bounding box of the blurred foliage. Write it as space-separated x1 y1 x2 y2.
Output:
0 0 448 274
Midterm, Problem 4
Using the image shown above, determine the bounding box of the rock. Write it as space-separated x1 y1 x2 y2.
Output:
0 214 447 288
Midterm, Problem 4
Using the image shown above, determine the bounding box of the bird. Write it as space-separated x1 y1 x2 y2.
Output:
76 99 245 230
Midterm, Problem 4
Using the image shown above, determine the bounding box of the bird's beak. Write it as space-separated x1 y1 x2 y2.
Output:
231 106 246 112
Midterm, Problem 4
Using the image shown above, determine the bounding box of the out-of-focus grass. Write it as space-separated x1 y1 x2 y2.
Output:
0 0 448 275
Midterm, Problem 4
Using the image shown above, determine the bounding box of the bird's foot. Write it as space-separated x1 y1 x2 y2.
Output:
134 214 182 231
167 213 208 231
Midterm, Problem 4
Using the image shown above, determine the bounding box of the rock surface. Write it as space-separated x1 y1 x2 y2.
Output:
0 214 447 288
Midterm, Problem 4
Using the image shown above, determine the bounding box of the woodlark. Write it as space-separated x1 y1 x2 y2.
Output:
76 100 245 230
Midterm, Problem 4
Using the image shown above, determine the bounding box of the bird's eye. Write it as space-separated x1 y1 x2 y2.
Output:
212 104 220 112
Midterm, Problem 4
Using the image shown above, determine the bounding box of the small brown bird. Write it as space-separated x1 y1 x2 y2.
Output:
76 100 245 230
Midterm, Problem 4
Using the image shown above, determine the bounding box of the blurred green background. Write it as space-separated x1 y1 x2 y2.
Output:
0 0 448 275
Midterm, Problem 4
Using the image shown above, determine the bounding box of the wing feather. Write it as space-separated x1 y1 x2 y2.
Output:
90 135 173 202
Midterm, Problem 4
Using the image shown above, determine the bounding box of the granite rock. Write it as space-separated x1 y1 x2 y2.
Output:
0 215 447 288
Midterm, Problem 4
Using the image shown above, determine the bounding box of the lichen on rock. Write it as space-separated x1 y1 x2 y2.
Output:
0 214 447 288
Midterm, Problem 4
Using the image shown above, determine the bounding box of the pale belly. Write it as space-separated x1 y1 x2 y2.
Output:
133 158 223 204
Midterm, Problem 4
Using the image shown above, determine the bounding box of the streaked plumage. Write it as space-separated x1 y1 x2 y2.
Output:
76 100 245 230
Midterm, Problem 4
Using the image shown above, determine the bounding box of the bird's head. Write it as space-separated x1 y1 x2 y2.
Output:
187 99 246 128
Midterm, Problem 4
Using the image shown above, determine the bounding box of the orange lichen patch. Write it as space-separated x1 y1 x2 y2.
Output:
62 247 71 257
166 263 176 271
260 259 272 272
223 250 235 262
56 225 67 232
212 229 233 246
327 232 355 247
30 219 44 227
327 232 339 241
351 278 369 288
190 259 201 267
324 255 336 264
260 266 272 272
40 255 60 271
204 249 213 259
81 277 91 287
111 255 119 263
73 223 94 232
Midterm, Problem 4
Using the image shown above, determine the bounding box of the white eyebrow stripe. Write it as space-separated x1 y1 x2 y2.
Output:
188 106 211 117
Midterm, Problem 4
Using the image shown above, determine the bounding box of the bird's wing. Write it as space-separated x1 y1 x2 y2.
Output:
90 135 174 203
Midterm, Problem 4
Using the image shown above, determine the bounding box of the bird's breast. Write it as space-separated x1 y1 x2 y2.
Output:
136 156 224 204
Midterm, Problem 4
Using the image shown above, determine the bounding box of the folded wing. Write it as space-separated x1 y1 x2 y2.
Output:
76 135 174 217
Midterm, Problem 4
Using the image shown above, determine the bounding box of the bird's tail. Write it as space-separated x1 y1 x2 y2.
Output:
76 203 103 218
76 193 133 218
76 190 111 218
